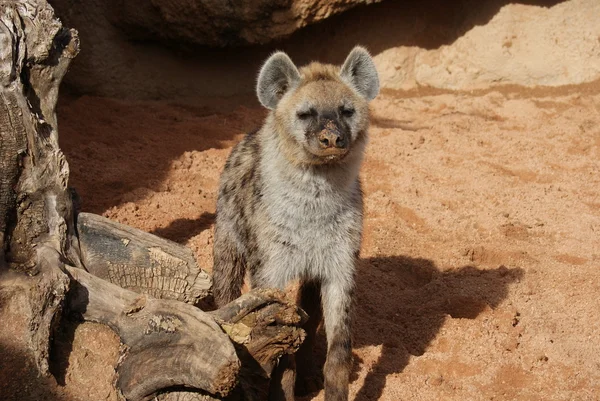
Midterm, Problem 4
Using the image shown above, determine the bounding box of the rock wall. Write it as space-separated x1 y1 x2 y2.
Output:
107 0 382 47
376 0 600 90
49 0 600 100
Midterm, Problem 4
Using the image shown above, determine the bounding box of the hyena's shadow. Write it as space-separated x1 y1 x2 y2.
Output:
299 255 523 401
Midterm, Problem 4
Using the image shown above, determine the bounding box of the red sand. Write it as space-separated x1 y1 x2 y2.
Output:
39 80 600 400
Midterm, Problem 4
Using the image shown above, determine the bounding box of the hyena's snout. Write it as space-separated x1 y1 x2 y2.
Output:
318 120 348 152
318 130 347 149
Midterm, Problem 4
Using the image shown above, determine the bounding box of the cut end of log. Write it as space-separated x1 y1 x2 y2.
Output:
212 359 243 396
65 264 240 400
76 212 211 305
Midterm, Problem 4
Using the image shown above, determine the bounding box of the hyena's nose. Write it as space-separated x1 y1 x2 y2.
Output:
319 131 347 149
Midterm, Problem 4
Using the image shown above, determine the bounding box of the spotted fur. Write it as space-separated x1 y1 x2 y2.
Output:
213 47 379 401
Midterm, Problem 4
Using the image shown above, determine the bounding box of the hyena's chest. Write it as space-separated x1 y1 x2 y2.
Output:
254 186 362 288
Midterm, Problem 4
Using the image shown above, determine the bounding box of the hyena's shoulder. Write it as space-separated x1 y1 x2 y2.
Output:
217 129 264 215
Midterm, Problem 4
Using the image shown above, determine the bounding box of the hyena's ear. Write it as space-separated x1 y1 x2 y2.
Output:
340 46 380 101
256 52 301 110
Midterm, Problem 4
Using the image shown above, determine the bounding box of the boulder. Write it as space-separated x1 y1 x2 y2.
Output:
107 0 381 47
375 0 600 90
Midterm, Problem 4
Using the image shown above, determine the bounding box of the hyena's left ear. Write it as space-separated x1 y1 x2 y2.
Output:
257 52 301 110
340 46 380 101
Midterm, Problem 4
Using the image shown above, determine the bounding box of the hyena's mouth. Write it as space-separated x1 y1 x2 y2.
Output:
313 146 349 157
322 152 348 163
305 145 350 164
305 142 349 157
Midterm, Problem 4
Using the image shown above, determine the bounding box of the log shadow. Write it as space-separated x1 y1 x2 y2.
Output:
0 278 77 401
299 256 523 401
0 341 74 401
149 212 215 244
49 318 80 386
49 276 90 386
58 97 264 215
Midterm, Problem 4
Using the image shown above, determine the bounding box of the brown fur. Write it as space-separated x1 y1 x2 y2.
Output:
213 47 379 401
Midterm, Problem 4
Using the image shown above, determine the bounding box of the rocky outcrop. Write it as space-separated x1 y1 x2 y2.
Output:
48 0 600 100
107 0 382 47
376 0 600 90
47 0 385 99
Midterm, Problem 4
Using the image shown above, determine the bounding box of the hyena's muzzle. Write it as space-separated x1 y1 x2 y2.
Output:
308 112 350 158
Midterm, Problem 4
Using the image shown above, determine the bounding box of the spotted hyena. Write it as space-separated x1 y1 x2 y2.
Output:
213 46 379 401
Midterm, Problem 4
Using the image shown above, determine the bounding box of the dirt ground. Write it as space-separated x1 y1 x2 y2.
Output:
41 77 600 401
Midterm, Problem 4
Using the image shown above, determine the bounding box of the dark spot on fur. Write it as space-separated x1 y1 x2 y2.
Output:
222 182 238 197
241 166 255 187
248 256 261 276
220 185 230 197
252 185 263 200
277 239 299 250
330 333 352 354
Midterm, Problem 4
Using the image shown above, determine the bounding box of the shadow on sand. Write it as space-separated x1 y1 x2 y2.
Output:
149 212 216 243
300 255 523 401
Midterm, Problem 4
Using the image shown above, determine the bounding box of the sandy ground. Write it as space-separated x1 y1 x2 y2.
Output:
22 79 600 400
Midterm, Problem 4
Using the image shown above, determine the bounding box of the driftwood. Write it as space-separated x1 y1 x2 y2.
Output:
66 265 305 401
0 1 306 400
77 212 211 305
0 0 81 376
65 265 238 400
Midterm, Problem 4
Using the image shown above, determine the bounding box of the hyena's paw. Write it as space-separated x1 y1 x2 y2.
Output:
295 369 324 396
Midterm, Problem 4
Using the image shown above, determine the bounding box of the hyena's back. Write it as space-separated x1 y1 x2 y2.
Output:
212 130 263 306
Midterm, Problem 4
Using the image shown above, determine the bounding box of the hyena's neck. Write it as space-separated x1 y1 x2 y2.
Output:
258 121 364 198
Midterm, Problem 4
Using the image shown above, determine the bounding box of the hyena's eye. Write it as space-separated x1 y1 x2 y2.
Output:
340 106 355 118
297 108 317 120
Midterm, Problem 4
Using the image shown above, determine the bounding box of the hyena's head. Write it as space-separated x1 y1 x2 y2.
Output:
257 46 379 165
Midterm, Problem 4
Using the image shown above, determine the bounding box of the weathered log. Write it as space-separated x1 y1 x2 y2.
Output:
1 1 81 269
77 212 211 305
155 289 307 401
65 264 239 401
75 213 307 400
0 0 80 375
210 290 306 401
66 261 306 401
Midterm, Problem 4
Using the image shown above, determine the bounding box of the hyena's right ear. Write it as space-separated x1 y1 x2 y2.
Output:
257 52 301 110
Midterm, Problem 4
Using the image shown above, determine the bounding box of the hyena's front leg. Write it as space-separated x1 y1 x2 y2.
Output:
322 279 354 401
212 226 246 307
296 280 324 394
